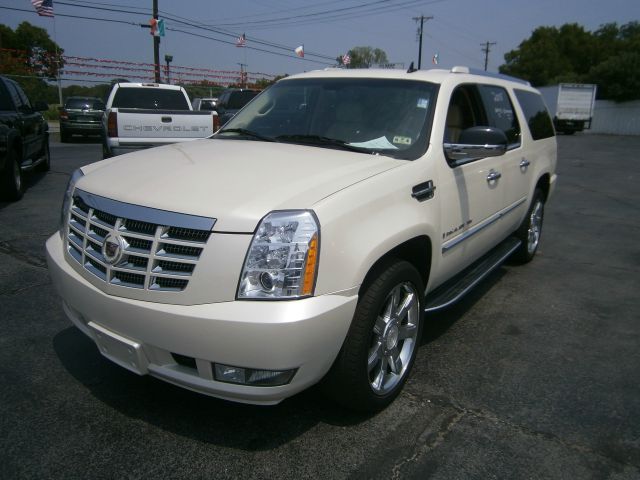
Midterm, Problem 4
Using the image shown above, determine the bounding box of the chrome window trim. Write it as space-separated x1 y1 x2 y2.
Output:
74 189 216 231
442 197 527 253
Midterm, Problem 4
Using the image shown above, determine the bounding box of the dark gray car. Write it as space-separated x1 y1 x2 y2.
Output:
59 96 105 142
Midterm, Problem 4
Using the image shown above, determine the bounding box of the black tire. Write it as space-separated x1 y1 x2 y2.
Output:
102 141 112 159
322 259 424 411
60 128 70 143
36 140 50 172
511 188 545 264
2 148 24 201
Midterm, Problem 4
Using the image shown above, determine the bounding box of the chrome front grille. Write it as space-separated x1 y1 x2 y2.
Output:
65 189 215 292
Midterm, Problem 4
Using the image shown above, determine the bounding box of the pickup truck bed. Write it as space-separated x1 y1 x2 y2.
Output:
102 83 218 158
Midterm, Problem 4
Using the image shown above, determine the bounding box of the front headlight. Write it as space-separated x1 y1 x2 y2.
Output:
59 168 84 238
238 210 319 299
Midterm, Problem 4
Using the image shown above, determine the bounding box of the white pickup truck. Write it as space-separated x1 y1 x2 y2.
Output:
48 67 557 411
102 83 219 158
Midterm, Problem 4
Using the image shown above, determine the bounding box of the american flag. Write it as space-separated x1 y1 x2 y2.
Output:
31 0 54 17
236 33 246 47
342 54 351 66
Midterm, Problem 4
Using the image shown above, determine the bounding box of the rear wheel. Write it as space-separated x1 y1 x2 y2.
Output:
322 259 423 411
512 188 545 264
2 149 24 201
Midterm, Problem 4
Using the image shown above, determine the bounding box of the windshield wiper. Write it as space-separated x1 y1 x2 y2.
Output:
217 128 276 142
275 134 370 153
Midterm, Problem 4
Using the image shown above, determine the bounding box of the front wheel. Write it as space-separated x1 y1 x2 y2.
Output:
322 259 424 411
511 188 545 264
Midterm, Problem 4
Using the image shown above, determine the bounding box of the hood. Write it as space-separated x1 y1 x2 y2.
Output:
78 139 402 232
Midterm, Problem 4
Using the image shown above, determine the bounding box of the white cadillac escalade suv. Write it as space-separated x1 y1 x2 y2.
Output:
46 66 557 411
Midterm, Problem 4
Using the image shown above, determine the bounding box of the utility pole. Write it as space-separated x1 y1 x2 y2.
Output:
412 15 433 70
238 63 247 88
164 54 173 84
481 41 496 71
153 0 160 82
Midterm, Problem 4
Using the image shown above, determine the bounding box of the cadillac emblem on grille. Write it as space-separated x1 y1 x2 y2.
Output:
102 233 127 265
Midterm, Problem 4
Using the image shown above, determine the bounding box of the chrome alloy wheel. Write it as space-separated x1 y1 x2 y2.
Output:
368 281 419 395
527 200 544 255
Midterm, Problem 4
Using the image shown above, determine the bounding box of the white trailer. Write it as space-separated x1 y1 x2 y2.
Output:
539 83 597 134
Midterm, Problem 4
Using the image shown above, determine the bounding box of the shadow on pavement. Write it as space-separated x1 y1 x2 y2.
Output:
53 326 374 450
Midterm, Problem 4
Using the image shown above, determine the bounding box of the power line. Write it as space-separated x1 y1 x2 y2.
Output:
58 0 337 60
0 5 335 66
213 0 445 29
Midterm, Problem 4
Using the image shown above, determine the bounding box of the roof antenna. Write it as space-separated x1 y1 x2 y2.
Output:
407 61 417 73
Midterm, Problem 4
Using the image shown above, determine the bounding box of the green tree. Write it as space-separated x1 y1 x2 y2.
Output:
0 22 63 78
589 52 640 102
338 46 388 68
500 21 640 101
500 24 593 86
0 22 64 103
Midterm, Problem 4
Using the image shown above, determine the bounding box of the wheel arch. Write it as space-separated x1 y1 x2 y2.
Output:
359 235 432 298
536 173 551 201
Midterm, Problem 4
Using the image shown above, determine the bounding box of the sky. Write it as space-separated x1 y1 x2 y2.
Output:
1 0 639 85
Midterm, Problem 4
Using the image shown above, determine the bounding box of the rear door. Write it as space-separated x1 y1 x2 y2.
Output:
477 84 526 233
66 98 104 127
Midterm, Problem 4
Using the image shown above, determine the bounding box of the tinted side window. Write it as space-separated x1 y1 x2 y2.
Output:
0 81 14 111
514 90 555 140
6 80 25 109
478 85 521 146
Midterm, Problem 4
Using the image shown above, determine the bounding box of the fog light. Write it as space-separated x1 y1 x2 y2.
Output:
214 363 296 386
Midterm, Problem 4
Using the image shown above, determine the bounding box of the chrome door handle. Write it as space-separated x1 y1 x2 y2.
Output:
486 170 502 182
520 158 530 168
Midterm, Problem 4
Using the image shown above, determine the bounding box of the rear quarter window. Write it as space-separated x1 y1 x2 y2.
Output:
514 90 555 140
112 88 190 110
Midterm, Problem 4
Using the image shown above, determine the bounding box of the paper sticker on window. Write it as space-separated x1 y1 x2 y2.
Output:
417 98 429 109
393 136 412 145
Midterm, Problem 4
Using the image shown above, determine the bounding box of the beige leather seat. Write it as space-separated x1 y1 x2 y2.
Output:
325 102 365 141
445 104 464 143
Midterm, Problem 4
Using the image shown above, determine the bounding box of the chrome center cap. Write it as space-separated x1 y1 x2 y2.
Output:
102 233 126 265
384 322 399 351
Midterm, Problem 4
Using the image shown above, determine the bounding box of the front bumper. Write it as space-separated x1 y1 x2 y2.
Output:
46 234 357 405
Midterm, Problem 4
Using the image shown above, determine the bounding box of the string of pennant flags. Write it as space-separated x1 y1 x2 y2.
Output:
0 48 276 86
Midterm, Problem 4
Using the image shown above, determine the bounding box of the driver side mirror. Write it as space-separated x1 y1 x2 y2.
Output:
444 126 508 164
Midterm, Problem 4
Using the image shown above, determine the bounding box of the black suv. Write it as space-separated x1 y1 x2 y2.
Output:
59 96 105 142
215 88 260 126
0 75 49 201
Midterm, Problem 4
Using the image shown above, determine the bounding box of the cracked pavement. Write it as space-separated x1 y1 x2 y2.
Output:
1 135 639 479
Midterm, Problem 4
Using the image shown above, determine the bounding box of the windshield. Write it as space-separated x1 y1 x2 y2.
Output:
218 77 437 159
112 88 190 110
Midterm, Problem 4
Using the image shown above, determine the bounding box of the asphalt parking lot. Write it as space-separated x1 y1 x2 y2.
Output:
1 134 639 479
